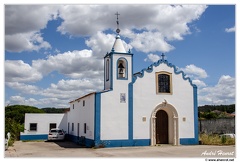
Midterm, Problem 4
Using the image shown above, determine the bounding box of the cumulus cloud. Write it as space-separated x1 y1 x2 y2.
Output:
57 5 207 53
5 96 41 106
86 31 132 57
225 26 235 33
192 79 207 88
144 53 161 62
6 78 104 107
5 60 42 83
32 50 104 79
181 64 208 79
198 75 235 105
41 79 103 99
5 5 207 54
5 32 51 52
128 31 175 53
5 82 40 95
5 5 59 52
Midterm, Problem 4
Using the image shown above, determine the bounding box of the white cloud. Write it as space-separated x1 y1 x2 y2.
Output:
5 82 40 95
32 50 104 79
5 5 59 52
144 53 161 62
181 64 208 79
5 5 207 53
57 5 207 53
41 79 103 99
127 31 175 53
198 75 235 105
5 32 51 52
192 79 207 88
5 60 42 83
6 96 41 107
225 26 235 33
86 31 129 58
6 78 104 107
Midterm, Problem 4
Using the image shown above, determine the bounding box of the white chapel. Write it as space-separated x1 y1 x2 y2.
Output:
20 15 198 147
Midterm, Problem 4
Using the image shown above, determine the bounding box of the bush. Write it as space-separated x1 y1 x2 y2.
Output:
200 133 235 145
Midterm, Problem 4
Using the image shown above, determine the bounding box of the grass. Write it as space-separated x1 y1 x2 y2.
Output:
199 133 235 145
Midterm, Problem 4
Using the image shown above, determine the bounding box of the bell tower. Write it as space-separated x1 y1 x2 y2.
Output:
104 12 133 90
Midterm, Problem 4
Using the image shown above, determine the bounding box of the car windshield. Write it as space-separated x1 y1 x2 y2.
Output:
50 129 63 133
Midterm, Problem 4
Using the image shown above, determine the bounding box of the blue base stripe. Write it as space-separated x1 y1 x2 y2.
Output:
95 139 150 148
180 138 198 145
67 134 95 147
20 134 48 140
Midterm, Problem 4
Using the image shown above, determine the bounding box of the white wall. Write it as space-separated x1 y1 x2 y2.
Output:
21 113 67 135
133 63 195 140
68 93 95 140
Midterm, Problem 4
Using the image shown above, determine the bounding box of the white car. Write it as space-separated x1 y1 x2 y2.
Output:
219 133 235 139
48 128 65 141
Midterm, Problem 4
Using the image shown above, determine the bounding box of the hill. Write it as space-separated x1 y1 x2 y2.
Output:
198 104 235 113
198 104 235 120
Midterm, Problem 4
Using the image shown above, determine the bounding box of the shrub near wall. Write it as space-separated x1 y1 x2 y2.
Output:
199 134 235 145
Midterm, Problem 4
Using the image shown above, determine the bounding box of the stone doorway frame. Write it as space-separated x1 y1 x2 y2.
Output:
151 100 179 146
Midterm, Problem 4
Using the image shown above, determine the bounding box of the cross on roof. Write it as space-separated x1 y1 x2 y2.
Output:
161 53 165 60
115 12 120 34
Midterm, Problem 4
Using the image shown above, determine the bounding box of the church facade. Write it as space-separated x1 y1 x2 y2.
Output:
20 28 198 148
65 32 198 147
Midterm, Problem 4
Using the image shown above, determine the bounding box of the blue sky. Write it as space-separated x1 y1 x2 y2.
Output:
4 4 235 108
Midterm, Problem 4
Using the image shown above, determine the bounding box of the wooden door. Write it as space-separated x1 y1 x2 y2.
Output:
156 110 169 144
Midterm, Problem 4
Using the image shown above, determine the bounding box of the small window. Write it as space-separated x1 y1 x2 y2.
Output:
106 59 109 81
84 123 87 134
83 100 85 107
30 123 37 131
156 72 172 94
72 123 74 131
49 123 57 130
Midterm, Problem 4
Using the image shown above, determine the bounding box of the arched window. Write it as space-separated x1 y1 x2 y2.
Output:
117 58 128 80
156 72 172 94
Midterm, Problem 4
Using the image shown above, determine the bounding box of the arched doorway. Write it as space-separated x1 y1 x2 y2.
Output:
156 110 168 144
151 101 179 146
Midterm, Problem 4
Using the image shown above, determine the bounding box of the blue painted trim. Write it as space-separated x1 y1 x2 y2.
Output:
95 139 150 148
193 86 199 144
128 52 134 141
110 53 113 90
116 57 128 80
128 83 133 141
112 52 133 55
94 92 101 146
20 134 48 140
67 134 95 147
180 138 198 145
132 59 197 88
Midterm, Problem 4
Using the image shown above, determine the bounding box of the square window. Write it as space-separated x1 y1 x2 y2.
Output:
49 123 56 130
30 123 37 131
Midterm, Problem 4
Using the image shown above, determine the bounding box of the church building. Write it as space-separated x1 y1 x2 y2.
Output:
20 15 198 147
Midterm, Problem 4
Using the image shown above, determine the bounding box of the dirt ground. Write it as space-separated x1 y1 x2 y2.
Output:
4 140 236 159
